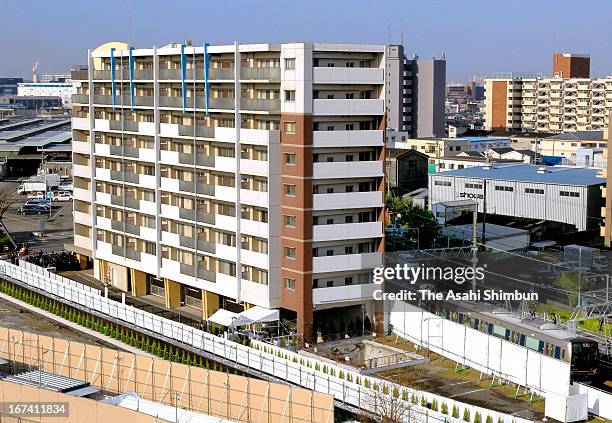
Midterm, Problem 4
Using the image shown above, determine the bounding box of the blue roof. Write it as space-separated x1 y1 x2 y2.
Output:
434 164 604 186
443 137 510 143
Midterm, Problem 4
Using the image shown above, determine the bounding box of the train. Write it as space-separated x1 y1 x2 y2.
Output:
429 300 601 381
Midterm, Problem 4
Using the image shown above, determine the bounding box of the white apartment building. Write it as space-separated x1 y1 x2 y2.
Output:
18 82 75 107
484 74 612 133
70 41 396 338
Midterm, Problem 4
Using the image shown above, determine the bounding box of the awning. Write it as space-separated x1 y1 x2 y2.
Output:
207 309 239 327
231 306 279 327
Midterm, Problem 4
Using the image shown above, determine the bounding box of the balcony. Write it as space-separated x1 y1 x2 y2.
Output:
312 221 382 242
158 69 182 80
110 170 140 184
177 124 215 139
240 67 280 80
312 130 384 148
109 145 139 158
209 98 235 110
72 94 89 104
313 99 384 116
240 98 280 112
313 67 383 84
71 70 88 80
178 180 215 196
73 164 90 178
312 283 378 306
109 120 139 132
178 208 216 224
209 67 235 80
133 69 153 80
72 117 90 130
313 160 383 179
313 252 382 273
179 263 216 283
313 191 383 210
177 152 215 167
178 236 216 253
159 96 183 108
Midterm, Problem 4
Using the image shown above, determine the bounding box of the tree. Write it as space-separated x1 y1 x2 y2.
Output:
555 271 593 307
364 388 414 423
385 194 441 250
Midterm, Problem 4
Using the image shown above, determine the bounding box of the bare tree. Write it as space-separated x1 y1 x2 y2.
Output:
0 191 11 221
363 388 415 422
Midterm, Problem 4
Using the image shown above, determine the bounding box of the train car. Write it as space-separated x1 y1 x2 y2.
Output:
431 301 600 381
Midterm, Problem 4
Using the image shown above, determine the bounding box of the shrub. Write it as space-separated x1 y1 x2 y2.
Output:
355 376 361 385
339 370 345 380
401 391 407 401
431 399 438 411
452 405 459 418
463 409 470 422
441 403 448 414
292 356 298 363
315 363 320 371
420 396 426 407
411 393 417 404
364 379 370 388
474 412 481 423
322 365 328 374
497 418 503 423
486 416 492 423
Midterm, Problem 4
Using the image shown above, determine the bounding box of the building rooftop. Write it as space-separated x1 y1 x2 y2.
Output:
438 155 521 164
443 136 510 143
544 130 605 142
435 163 605 186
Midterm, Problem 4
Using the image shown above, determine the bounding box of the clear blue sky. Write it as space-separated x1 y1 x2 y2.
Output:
3 0 611 81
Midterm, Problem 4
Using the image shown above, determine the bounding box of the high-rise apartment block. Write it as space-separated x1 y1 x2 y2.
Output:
603 113 611 248
552 53 590 78
70 42 442 338
384 46 446 138
484 53 612 133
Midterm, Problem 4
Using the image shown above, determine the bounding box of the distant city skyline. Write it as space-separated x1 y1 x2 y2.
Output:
2 0 612 81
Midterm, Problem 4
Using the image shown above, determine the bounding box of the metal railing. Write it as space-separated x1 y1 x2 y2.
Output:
179 263 216 283
71 70 88 80
159 96 183 108
125 222 141 236
111 244 124 257
209 67 235 80
124 197 140 210
178 180 215 196
209 97 235 109
109 120 140 132
125 248 141 261
111 220 124 232
133 69 153 80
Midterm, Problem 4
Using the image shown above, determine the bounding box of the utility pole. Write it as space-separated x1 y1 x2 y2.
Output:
481 178 487 245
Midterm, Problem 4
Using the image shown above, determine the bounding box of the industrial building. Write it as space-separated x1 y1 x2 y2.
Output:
429 163 605 232
484 53 612 133
17 82 75 107
68 41 448 338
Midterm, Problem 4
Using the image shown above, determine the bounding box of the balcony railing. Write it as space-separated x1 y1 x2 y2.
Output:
240 67 280 80
109 120 139 132
111 244 124 257
126 248 141 261
209 68 235 80
179 263 216 282
110 195 123 207
71 70 88 80
72 94 89 104
240 98 280 112
111 220 124 232
178 125 215 139
178 152 215 167
133 69 153 80
178 236 215 253
178 208 215 224
109 145 139 158
209 98 235 109
159 97 184 108
125 197 140 210
125 222 141 236
158 69 182 80
178 180 215 196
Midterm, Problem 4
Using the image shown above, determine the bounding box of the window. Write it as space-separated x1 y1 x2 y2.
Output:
434 181 452 187
326 249 334 256
345 185 354 193
284 58 295 70
284 277 295 290
284 184 296 196
346 155 354 162
284 246 296 259
345 215 353 223
495 185 514 192
326 218 334 225
465 183 483 190
345 246 354 254
326 280 334 288
560 191 580 197
284 121 296 134
525 188 544 195
345 277 353 285
284 215 296 227
284 153 296 165
284 90 296 102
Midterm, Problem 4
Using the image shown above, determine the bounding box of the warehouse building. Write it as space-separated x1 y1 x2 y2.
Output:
429 164 605 232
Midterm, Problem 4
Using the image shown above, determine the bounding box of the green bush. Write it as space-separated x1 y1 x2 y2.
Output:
339 370 345 380
421 396 426 407
364 379 370 388
452 405 459 418
474 411 481 423
441 403 448 414
431 399 438 412
463 409 470 422
485 416 492 423
401 391 407 401
411 393 417 404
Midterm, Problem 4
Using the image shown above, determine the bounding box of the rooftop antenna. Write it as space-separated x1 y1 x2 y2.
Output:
127 0 132 47
400 20 404 46
387 23 391 45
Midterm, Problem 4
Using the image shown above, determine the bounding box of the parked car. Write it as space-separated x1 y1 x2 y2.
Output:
18 204 48 215
58 183 73 192
51 191 73 202
26 192 45 200
24 199 50 208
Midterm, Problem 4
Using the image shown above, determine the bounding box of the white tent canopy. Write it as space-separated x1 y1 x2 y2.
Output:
207 309 239 327
231 306 280 327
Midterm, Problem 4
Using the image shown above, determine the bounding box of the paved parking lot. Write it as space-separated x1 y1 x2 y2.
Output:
0 177 73 254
